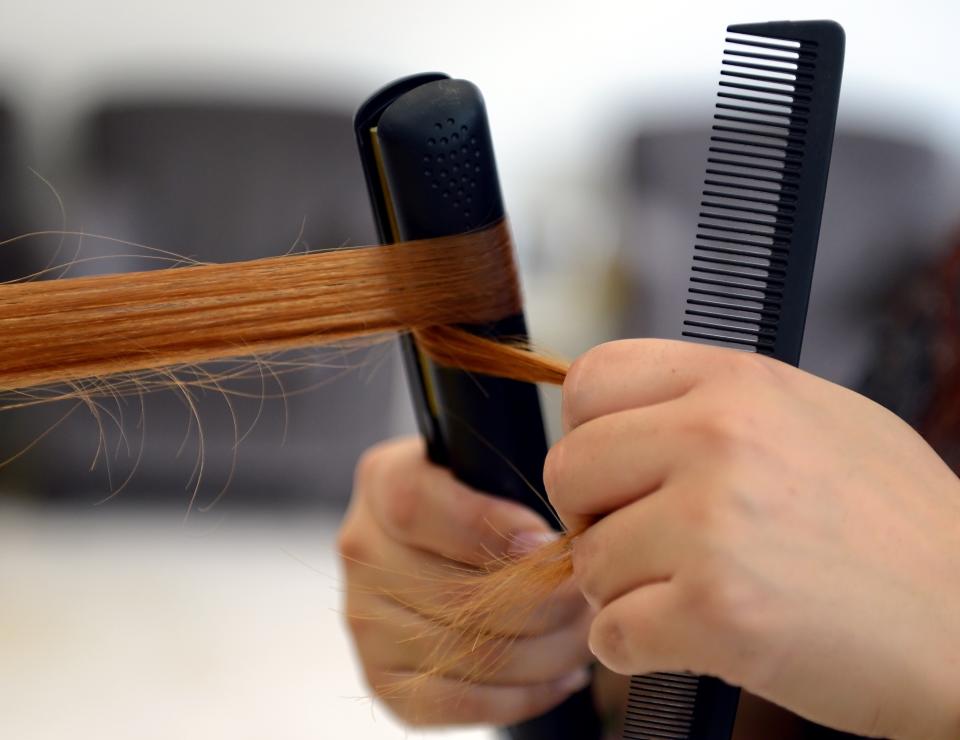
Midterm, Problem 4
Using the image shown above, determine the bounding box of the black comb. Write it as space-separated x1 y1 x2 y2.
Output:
624 20 845 740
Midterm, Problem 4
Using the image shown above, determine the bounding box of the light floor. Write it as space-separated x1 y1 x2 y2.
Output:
0 503 494 740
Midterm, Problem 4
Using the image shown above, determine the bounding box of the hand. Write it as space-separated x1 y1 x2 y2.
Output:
337 436 594 727
545 339 960 740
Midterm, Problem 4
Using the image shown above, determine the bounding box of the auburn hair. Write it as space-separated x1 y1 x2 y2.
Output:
0 218 581 692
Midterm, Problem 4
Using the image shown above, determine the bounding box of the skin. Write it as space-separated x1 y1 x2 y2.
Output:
549 339 960 740
338 338 960 738
337 436 596 728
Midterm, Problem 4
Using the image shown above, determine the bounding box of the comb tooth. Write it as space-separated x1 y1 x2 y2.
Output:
699 208 790 226
717 92 810 113
714 113 806 134
703 192 795 212
681 329 772 350
687 297 781 319
692 255 787 278
708 146 800 165
695 235 789 254
694 244 789 265
705 158 790 177
702 193 783 208
688 280 783 299
690 275 784 299
699 210 793 229
704 169 800 193
696 222 790 244
721 60 811 79
712 125 803 146
718 80 813 103
686 309 779 331
688 285 783 310
724 35 815 56
711 135 802 157
703 170 797 197
701 200 789 218
697 222 790 246
720 70 811 92
691 265 785 287
716 101 806 121
723 49 815 68
682 318 772 339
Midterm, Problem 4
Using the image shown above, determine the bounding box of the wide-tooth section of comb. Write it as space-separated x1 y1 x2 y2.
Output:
682 20 844 366
622 673 698 739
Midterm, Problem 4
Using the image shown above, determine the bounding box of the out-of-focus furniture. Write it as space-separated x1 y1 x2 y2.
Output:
9 101 412 511
615 127 960 387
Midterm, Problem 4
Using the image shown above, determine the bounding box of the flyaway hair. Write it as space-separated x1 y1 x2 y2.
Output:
0 219 560 392
0 217 580 693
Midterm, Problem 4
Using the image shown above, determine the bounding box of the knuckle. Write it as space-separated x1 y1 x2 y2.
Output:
343 610 371 642
725 349 783 384
460 494 499 544
682 564 763 645
687 410 762 468
560 351 591 430
562 342 614 429
570 531 601 605
335 522 368 565
542 438 569 505
455 690 493 724
379 472 421 539
353 443 387 493
676 485 730 542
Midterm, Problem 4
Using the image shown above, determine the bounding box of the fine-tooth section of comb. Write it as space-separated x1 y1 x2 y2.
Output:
627 21 844 740
622 673 699 739
682 19 844 367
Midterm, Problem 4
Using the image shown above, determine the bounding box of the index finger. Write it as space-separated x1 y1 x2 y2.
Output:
357 437 556 567
562 339 730 432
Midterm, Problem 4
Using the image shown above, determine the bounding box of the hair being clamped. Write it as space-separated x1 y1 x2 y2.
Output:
624 20 846 740
354 76 603 739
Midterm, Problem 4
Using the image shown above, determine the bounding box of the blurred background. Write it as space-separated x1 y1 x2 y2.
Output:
1 0 959 737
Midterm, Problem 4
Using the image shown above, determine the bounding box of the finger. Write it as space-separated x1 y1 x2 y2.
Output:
571 489 687 610
587 581 710 676
340 509 587 637
562 339 729 432
348 589 594 686
546 404 679 521
358 437 557 566
369 665 593 727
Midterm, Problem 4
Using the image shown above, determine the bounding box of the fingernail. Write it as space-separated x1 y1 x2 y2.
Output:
508 530 560 557
554 666 591 694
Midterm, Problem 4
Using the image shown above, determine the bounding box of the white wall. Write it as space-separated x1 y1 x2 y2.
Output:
3 0 958 185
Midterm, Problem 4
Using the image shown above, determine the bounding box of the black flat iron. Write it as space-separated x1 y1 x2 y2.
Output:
354 74 603 740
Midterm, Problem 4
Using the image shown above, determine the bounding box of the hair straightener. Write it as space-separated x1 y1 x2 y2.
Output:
623 20 848 740
354 75 604 740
